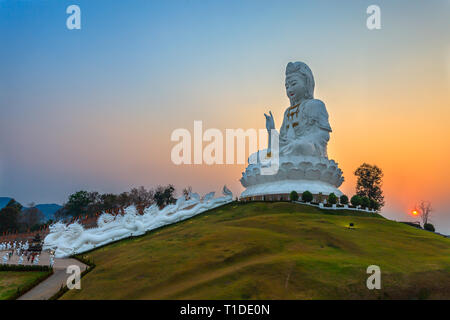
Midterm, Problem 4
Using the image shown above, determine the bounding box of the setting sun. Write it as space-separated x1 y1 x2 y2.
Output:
412 210 419 216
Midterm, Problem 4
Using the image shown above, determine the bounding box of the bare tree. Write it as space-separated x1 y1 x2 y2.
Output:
129 186 154 209
418 201 432 226
20 202 45 231
118 192 131 211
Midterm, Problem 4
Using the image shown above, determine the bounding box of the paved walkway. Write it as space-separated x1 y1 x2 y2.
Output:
1 250 88 300
2 250 52 267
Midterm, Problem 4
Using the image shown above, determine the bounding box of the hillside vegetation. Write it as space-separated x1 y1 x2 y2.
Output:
0 271 50 300
62 202 450 299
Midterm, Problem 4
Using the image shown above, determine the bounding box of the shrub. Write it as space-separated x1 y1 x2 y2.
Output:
369 198 380 210
328 193 337 205
301 191 313 202
424 223 435 232
350 195 362 207
340 195 349 205
289 191 299 202
361 196 370 209
0 264 52 272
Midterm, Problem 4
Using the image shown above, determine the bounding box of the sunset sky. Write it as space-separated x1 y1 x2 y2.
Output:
1 0 449 233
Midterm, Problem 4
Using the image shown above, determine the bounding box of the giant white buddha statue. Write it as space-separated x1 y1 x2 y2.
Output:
240 61 344 201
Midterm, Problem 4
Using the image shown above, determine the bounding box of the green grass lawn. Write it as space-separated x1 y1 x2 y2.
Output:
0 271 50 300
62 202 450 300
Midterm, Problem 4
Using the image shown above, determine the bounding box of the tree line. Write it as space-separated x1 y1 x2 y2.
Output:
0 185 184 234
0 200 45 234
54 185 180 219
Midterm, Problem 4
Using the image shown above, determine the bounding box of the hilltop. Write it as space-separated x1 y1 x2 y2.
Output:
61 202 450 300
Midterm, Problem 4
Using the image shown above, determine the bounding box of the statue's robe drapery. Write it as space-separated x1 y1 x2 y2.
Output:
279 99 331 158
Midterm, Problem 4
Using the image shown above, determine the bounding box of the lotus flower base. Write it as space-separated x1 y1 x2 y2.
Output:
240 155 344 199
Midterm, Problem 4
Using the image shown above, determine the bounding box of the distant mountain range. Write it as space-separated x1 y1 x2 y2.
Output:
34 203 63 221
0 197 12 210
0 197 62 221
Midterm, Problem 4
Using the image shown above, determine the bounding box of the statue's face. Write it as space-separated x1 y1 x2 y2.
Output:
285 74 307 105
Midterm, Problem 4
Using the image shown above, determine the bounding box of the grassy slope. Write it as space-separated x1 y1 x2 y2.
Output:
0 271 49 300
62 202 450 300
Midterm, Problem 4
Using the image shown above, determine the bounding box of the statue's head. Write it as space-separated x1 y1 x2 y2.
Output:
285 61 315 105
48 222 66 235
65 222 84 240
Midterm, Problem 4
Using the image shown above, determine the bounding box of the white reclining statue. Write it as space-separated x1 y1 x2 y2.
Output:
44 186 233 258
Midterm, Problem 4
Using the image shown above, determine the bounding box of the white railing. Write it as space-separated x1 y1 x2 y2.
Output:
293 201 377 213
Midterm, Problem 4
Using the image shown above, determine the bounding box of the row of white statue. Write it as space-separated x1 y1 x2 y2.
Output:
1 253 48 266
43 186 233 258
0 240 52 266
0 241 29 251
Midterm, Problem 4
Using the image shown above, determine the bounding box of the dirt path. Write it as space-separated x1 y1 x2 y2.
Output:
0 250 88 300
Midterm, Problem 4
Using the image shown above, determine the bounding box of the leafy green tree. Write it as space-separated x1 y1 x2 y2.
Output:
100 193 119 211
328 193 337 205
6 198 22 211
361 196 370 209
0 206 20 233
354 163 385 208
289 191 299 202
154 185 176 208
340 195 349 205
350 195 362 207
369 198 380 211
301 191 313 202
66 190 92 217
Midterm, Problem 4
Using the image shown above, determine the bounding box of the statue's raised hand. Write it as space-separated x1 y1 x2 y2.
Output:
264 111 275 132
